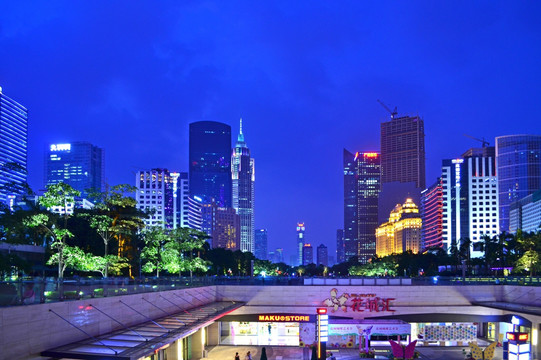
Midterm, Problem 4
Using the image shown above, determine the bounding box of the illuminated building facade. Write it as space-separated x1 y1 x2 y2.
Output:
376 198 422 257
302 243 313 265
0 87 28 208
343 150 381 264
420 178 443 250
189 121 232 208
296 222 305 265
45 142 104 196
172 172 190 228
136 169 175 228
212 207 240 250
509 189 541 234
496 135 541 232
316 244 328 267
231 119 255 253
254 229 268 260
380 115 426 189
441 147 499 257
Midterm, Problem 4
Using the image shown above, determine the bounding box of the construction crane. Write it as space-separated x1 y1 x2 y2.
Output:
377 99 398 120
463 134 490 147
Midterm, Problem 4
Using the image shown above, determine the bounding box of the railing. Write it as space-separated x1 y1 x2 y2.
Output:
2 275 540 307
0 276 214 307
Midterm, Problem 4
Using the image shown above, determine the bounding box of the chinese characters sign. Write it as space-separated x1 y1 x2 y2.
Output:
323 288 396 313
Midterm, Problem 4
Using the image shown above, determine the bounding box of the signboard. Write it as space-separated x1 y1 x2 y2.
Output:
50 144 71 151
329 323 411 337
257 314 311 322
323 288 395 313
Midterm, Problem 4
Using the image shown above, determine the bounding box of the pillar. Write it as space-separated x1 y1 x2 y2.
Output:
191 327 206 360
207 322 220 346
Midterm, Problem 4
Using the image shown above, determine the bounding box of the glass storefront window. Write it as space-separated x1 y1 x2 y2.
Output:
221 322 300 346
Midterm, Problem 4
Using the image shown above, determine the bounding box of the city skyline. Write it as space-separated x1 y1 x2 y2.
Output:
1 2 541 260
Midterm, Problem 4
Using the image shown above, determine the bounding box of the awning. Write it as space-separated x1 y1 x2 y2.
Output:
41 301 244 360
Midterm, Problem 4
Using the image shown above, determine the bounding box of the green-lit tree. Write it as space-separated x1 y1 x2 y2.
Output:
140 226 170 277
46 245 86 276
163 227 210 277
23 183 81 279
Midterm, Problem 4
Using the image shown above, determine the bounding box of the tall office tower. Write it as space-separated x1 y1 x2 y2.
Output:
0 87 28 208
343 150 381 264
380 115 426 189
171 172 189 228
212 207 240 250
274 248 284 263
136 169 176 228
189 121 232 208
336 229 345 263
254 229 268 260
302 243 313 265
232 119 255 253
316 244 328 267
376 198 422 257
496 135 541 232
442 147 499 257
420 178 444 250
45 142 104 196
296 222 306 265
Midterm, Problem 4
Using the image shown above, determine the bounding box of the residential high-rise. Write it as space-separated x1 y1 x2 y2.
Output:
343 150 381 264
380 114 426 189
420 178 444 250
316 244 328 267
45 142 104 196
0 87 28 208
376 198 422 257
496 135 541 233
136 169 175 228
302 243 313 265
296 222 305 265
232 119 255 253
189 121 232 208
336 229 345 263
254 229 268 260
442 147 499 257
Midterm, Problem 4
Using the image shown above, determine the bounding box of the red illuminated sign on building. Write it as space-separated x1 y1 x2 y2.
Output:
323 288 396 313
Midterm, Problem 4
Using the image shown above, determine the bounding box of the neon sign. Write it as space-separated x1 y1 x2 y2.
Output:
258 314 311 322
323 288 395 313
50 144 71 151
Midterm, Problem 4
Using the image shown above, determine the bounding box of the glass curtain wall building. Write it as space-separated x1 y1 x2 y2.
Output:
496 135 541 233
231 119 255 253
44 142 104 196
189 121 232 208
0 88 28 207
343 150 381 264
254 229 268 260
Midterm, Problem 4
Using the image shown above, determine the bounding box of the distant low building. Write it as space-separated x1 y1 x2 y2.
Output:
376 198 422 257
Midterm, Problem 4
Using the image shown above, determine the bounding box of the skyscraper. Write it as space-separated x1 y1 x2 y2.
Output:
212 207 240 251
0 87 28 208
296 222 305 265
442 147 499 257
232 119 255 253
45 142 104 196
343 150 381 264
136 169 175 228
336 229 345 263
254 229 268 260
496 135 541 233
316 244 328 267
171 172 189 228
189 121 232 208
302 243 313 265
380 114 426 189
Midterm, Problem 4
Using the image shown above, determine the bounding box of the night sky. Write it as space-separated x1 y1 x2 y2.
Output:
1 1 540 263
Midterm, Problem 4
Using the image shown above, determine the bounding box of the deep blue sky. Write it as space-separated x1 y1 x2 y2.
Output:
1 1 540 263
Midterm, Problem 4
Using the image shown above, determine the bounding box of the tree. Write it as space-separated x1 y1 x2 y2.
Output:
46 245 86 276
140 226 170 277
162 228 210 277
83 184 145 277
24 183 80 279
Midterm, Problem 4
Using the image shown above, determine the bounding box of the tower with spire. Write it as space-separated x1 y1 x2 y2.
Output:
232 118 255 253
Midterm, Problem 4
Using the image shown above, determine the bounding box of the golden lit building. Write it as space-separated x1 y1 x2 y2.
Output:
376 198 422 257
